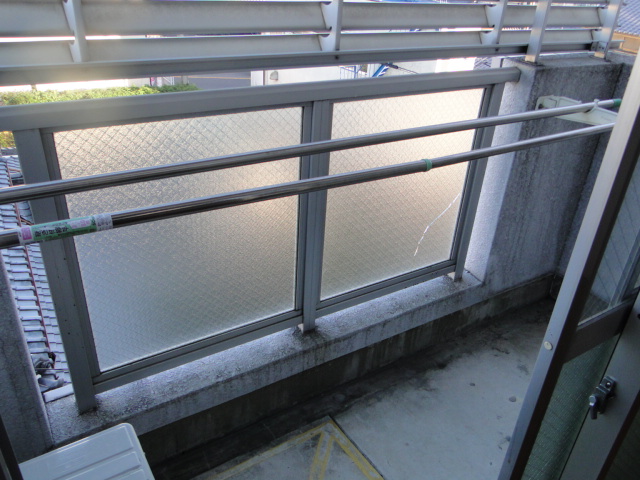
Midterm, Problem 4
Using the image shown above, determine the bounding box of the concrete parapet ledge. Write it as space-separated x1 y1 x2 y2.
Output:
46 272 552 463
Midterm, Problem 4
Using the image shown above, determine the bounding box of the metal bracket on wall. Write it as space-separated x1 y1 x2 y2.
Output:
536 96 620 126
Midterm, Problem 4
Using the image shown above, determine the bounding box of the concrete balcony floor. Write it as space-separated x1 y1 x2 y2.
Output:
154 299 552 480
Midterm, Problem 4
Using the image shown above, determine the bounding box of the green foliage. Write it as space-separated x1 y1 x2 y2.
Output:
0 131 14 149
0 84 199 149
0 84 199 106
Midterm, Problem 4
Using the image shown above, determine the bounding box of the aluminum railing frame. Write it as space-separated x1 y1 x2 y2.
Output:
8 70 511 411
0 43 601 87
4 117 615 412
0 73 617 412
0 99 619 206
0 0 623 86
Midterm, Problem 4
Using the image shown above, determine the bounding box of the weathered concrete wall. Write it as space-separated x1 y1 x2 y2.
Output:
468 55 625 291
0 257 52 461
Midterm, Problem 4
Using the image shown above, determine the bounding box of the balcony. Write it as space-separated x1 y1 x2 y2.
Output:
1 1 639 479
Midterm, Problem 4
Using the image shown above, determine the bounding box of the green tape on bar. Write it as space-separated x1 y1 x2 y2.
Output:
613 99 622 108
423 158 433 171
17 214 113 245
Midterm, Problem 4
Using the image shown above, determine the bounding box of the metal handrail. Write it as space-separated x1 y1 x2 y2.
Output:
0 122 613 250
0 99 620 205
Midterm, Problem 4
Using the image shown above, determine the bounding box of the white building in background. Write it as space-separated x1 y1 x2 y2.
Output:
253 57 476 86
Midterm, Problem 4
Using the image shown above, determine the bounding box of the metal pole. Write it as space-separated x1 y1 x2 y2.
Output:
525 0 552 63
0 123 613 251
0 99 620 206
592 0 625 59
0 45 532 87
454 81 505 280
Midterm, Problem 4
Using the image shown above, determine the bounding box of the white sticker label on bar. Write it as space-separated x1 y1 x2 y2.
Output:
93 213 113 232
17 214 113 246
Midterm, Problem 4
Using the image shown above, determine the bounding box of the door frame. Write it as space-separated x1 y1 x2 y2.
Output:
561 293 640 479
499 52 640 479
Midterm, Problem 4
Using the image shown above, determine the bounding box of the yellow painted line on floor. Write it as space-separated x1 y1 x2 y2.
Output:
203 425 325 480
334 436 383 480
308 432 334 480
327 420 384 480
308 431 327 480
201 418 383 480
318 437 334 480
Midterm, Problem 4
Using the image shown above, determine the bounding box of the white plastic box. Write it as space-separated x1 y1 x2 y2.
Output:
19 423 154 480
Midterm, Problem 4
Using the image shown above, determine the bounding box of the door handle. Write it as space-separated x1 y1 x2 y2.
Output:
588 376 616 420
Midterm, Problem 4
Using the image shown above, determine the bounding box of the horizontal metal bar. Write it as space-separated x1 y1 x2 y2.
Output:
0 123 613 250
429 124 613 168
86 35 324 63
82 1 326 36
342 3 490 29
504 5 602 28
0 68 521 131
565 299 632 362
0 99 618 206
0 0 71 37
340 31 486 50
0 44 533 87
93 311 302 393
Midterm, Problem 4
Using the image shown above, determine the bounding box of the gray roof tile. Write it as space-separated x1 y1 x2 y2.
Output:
0 155 70 392
618 0 640 36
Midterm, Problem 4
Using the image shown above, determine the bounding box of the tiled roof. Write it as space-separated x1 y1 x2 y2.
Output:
617 0 640 37
0 155 70 393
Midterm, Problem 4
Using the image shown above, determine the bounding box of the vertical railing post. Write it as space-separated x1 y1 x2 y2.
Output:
300 101 333 332
454 83 506 280
62 0 89 63
13 130 99 413
482 0 508 49
593 0 625 59
320 0 344 53
526 0 553 63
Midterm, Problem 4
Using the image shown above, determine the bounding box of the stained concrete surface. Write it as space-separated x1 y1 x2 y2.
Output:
195 419 382 480
187 299 551 480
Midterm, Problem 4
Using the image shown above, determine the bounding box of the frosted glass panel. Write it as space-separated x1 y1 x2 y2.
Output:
605 404 640 479
54 108 301 370
321 90 483 299
523 337 617 480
